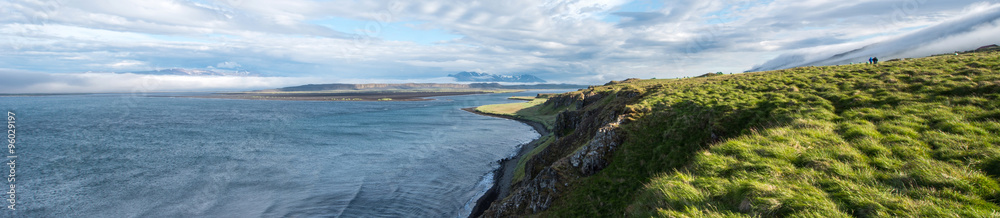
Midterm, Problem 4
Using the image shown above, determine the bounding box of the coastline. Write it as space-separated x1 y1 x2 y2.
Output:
462 108 550 218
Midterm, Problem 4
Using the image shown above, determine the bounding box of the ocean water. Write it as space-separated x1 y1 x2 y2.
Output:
1 91 562 217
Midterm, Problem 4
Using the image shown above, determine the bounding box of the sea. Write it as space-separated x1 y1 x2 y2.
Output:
0 90 565 217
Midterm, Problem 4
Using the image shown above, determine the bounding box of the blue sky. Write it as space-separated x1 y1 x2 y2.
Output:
1 0 999 93
310 18 462 45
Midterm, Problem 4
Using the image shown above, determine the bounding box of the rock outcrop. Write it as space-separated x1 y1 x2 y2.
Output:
480 87 641 217
570 115 624 176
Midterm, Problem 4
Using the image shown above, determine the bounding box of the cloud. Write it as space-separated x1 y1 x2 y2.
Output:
749 2 1000 72
0 70 315 93
0 69 478 93
107 60 149 68
215 61 241 69
2 0 999 87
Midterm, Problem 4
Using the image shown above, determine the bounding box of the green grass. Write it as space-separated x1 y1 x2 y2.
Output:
474 97 563 129
476 96 570 184
512 134 556 184
508 96 538 101
527 51 1000 217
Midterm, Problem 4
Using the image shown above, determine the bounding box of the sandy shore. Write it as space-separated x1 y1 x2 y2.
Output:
462 108 549 218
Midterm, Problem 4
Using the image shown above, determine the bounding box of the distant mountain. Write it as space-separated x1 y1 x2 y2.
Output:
274 83 588 92
128 68 255 76
277 83 489 91
448 72 546 83
499 83 590 90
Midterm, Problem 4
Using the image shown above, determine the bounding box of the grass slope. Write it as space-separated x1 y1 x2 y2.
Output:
475 96 564 184
541 51 1000 217
475 96 562 129
513 134 556 184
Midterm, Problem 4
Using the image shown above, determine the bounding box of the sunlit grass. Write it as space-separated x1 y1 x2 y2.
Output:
507 96 538 101
474 97 561 129
535 51 1000 216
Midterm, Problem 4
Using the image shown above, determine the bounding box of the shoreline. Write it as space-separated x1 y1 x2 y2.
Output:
462 108 549 218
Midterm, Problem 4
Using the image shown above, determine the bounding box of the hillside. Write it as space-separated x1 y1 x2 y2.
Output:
476 50 1000 217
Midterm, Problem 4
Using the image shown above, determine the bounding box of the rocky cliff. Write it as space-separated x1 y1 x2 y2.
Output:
480 83 644 217
480 50 1000 217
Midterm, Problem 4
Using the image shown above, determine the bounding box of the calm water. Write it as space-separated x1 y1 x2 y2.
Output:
1 91 563 217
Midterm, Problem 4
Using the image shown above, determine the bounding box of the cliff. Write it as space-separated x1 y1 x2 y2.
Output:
480 85 642 217
477 49 1000 217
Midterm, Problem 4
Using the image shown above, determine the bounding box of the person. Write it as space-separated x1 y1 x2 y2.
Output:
873 57 879 64
868 57 873 64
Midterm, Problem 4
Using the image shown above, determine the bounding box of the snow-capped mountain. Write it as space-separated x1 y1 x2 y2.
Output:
447 71 547 83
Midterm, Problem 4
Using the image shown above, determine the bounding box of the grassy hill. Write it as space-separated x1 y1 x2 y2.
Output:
479 50 1000 217
475 96 563 130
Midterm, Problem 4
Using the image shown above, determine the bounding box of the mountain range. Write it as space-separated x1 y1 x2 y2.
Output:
273 82 587 92
448 72 547 83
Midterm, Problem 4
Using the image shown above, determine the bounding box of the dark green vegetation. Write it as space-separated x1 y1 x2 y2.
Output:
509 50 1000 217
513 134 556 184
474 96 568 184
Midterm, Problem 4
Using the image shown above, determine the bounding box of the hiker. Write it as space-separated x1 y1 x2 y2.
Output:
873 57 879 64
868 57 873 64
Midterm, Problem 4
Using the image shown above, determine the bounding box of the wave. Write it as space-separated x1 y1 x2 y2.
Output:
460 171 495 218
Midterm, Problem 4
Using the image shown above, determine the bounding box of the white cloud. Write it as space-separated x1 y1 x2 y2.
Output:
215 61 241 69
1 0 999 88
108 60 148 68
0 70 317 93
750 2 1000 71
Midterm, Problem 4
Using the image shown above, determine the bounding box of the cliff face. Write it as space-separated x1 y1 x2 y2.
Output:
482 50 1000 217
481 86 642 217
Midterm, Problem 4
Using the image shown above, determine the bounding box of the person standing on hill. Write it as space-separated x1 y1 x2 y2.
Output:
868 57 873 64
873 57 879 64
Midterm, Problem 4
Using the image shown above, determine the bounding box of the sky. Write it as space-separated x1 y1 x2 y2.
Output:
1 0 999 93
